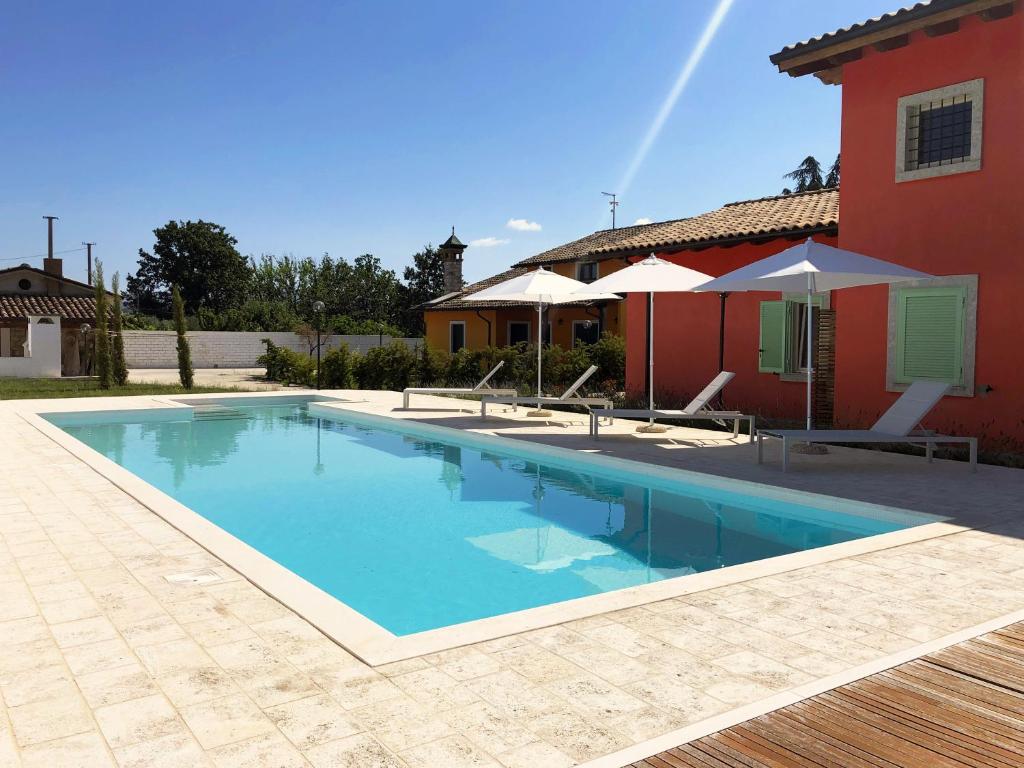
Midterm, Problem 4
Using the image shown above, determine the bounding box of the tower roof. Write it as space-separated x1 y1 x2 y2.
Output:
440 227 466 249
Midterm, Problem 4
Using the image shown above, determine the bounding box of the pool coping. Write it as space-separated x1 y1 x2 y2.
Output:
18 389 970 667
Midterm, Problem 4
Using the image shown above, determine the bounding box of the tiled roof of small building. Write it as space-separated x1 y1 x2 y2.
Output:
423 267 531 311
427 188 839 312
515 187 839 266
0 295 98 322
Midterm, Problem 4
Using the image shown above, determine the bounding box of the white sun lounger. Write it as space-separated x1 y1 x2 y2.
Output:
480 365 613 419
757 380 977 471
402 360 517 409
588 371 755 441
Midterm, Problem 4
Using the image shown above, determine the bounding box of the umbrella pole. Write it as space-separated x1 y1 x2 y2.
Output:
806 273 813 431
637 291 667 433
528 299 552 417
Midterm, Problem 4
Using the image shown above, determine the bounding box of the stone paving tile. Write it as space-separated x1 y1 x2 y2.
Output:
3 394 1024 767
19 731 115 768
8 693 95 747
265 693 362 750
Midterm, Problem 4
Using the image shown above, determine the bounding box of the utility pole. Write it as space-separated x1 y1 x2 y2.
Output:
83 242 96 284
43 216 58 259
601 192 619 229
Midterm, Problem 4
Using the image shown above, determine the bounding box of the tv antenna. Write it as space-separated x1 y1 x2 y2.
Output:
601 192 619 229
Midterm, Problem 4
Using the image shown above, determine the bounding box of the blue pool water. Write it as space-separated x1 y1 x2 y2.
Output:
50 401 935 635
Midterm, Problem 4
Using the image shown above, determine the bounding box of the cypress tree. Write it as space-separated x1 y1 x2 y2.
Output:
93 262 113 389
172 285 194 389
111 272 130 386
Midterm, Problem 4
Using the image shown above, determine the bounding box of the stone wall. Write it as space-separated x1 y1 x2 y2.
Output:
122 331 420 369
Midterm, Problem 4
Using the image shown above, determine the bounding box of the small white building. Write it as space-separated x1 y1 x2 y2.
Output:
0 258 108 377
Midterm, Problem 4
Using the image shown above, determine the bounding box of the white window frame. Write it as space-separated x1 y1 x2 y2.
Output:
886 274 978 397
896 78 983 183
576 261 599 284
449 321 466 353
507 320 530 345
779 292 830 382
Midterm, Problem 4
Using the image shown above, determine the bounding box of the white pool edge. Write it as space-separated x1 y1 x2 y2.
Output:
20 390 970 666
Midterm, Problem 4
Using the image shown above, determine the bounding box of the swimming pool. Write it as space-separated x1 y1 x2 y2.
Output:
46 397 939 643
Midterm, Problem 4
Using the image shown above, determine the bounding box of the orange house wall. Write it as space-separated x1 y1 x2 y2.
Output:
624 236 838 416
835 13 1024 446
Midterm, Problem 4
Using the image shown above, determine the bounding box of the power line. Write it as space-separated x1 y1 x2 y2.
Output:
0 246 87 263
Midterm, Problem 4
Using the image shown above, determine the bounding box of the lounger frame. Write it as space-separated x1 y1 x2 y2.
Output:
402 361 516 409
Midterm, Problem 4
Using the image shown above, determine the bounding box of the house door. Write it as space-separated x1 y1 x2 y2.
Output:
61 328 81 376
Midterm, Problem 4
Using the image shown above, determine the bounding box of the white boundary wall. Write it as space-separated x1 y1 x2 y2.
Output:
123 331 420 369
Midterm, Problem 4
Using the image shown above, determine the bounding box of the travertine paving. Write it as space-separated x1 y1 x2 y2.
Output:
2 391 1023 767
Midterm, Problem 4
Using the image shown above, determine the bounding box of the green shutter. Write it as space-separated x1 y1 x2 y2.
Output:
895 286 965 385
758 301 787 373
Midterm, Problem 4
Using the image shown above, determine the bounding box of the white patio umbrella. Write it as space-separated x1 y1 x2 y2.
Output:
579 255 713 426
463 267 619 410
695 238 933 430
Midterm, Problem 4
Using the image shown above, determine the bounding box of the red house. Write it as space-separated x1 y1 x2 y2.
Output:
625 0 1022 454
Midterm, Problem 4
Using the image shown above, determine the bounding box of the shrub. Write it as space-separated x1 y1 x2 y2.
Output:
586 332 626 392
417 344 449 387
446 347 486 387
110 272 130 387
320 344 357 389
257 340 314 386
172 285 195 389
354 341 417 390
93 262 113 389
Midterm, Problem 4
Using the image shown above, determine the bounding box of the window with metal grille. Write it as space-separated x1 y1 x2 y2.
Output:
896 79 982 182
905 96 972 170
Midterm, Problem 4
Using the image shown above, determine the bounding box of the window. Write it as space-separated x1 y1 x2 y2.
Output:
896 79 983 182
887 279 977 395
542 322 552 345
758 295 828 376
577 262 599 284
18 279 31 290
449 321 466 353
572 320 600 346
508 321 530 345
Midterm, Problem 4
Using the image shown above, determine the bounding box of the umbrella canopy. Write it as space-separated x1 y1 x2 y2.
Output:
466 266 618 305
695 238 934 430
580 255 713 416
695 238 931 294
463 267 619 401
583 254 712 295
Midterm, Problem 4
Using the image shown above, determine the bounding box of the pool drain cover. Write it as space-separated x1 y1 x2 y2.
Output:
164 569 223 586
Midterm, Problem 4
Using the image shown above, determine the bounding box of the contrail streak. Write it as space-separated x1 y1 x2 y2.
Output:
616 0 735 199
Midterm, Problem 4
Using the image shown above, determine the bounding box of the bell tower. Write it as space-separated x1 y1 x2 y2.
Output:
439 227 467 294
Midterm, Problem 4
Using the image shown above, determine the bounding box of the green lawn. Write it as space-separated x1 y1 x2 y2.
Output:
0 378 240 400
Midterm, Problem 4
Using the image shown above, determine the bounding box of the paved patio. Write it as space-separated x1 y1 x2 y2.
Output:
2 390 1023 767
129 368 279 391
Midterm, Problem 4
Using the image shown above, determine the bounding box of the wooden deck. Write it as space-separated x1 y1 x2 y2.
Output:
629 621 1024 768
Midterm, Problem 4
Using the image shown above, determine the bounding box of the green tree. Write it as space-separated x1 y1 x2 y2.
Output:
782 156 825 194
128 220 250 315
398 244 444 334
172 285 194 389
93 262 113 389
111 273 130 386
825 153 841 188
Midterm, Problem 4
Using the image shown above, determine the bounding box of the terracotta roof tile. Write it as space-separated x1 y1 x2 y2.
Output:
0 295 98 322
516 187 839 266
423 267 531 311
428 188 839 312
769 0 974 63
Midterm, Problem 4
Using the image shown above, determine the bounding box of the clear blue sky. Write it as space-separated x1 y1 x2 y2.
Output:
1 0 897 285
